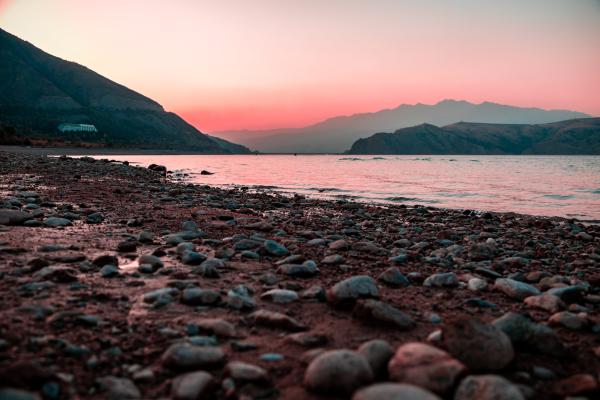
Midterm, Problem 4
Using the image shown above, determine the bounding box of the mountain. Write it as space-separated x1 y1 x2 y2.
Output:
346 118 600 155
216 100 591 153
0 28 250 153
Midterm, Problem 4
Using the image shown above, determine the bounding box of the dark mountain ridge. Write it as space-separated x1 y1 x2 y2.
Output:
346 118 600 155
0 28 249 153
216 99 591 153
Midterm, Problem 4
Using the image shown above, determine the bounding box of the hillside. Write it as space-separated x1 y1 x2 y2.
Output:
346 118 600 155
215 99 591 153
0 28 250 153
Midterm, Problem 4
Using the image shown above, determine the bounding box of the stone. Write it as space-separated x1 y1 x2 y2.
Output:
524 294 564 313
552 373 598 397
182 220 198 231
224 361 269 383
148 164 167 173
188 336 218 346
302 285 326 301
468 278 487 291
143 288 179 304
171 371 215 400
226 285 255 310
241 250 259 259
138 231 154 243
423 272 458 287
353 241 386 254
287 332 329 347
469 241 497 261
353 299 414 330
304 350 374 394
176 242 196 255
194 318 237 337
259 353 284 362
378 267 410 287
329 239 349 251
260 289 299 304
388 342 466 394
181 251 207 265
86 212 104 224
138 254 163 272
200 257 225 269
533 366 555 380
327 275 379 307
278 260 319 277
546 285 586 303
0 388 41 400
0 210 32 225
181 288 221 306
322 254 345 265
161 344 226 371
357 339 394 378
353 383 441 400
494 278 540 300
463 298 497 309
43 217 72 227
117 240 137 253
307 238 327 246
389 254 408 264
249 309 306 331
492 312 565 357
93 254 119 267
263 240 289 256
234 239 262 251
33 266 77 283
454 375 525 400
96 376 141 400
100 264 120 278
442 318 514 371
165 234 185 246
548 311 587 330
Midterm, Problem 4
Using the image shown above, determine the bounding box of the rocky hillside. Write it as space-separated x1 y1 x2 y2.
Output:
0 28 250 153
216 100 591 153
346 118 600 155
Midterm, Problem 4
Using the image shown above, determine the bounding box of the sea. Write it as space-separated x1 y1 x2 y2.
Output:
93 154 600 221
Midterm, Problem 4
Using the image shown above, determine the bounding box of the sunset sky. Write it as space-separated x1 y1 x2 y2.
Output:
1 0 599 132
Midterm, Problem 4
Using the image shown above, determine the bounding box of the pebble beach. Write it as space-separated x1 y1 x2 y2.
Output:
0 150 599 399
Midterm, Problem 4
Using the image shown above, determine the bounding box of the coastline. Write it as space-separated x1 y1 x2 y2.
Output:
0 150 598 399
0 145 260 156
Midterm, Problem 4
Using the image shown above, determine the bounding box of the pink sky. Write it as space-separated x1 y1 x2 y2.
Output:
1 0 599 132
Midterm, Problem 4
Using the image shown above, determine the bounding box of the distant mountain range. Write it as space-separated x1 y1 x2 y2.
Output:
217 100 591 153
346 118 600 155
0 28 250 153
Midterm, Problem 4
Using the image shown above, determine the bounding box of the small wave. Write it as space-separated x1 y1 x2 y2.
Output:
543 194 574 200
250 185 281 190
437 192 478 198
385 196 439 204
310 187 349 193
333 194 362 200
338 157 364 161
371 157 386 160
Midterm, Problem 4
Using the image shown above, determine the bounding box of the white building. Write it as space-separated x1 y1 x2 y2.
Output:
58 123 98 133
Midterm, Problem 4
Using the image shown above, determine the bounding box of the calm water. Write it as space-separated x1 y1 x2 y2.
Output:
96 155 600 221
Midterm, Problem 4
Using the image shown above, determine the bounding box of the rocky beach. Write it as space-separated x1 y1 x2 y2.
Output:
0 150 599 400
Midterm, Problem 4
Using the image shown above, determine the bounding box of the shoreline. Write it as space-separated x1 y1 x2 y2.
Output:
0 150 598 399
5 144 599 224
3 145 600 157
